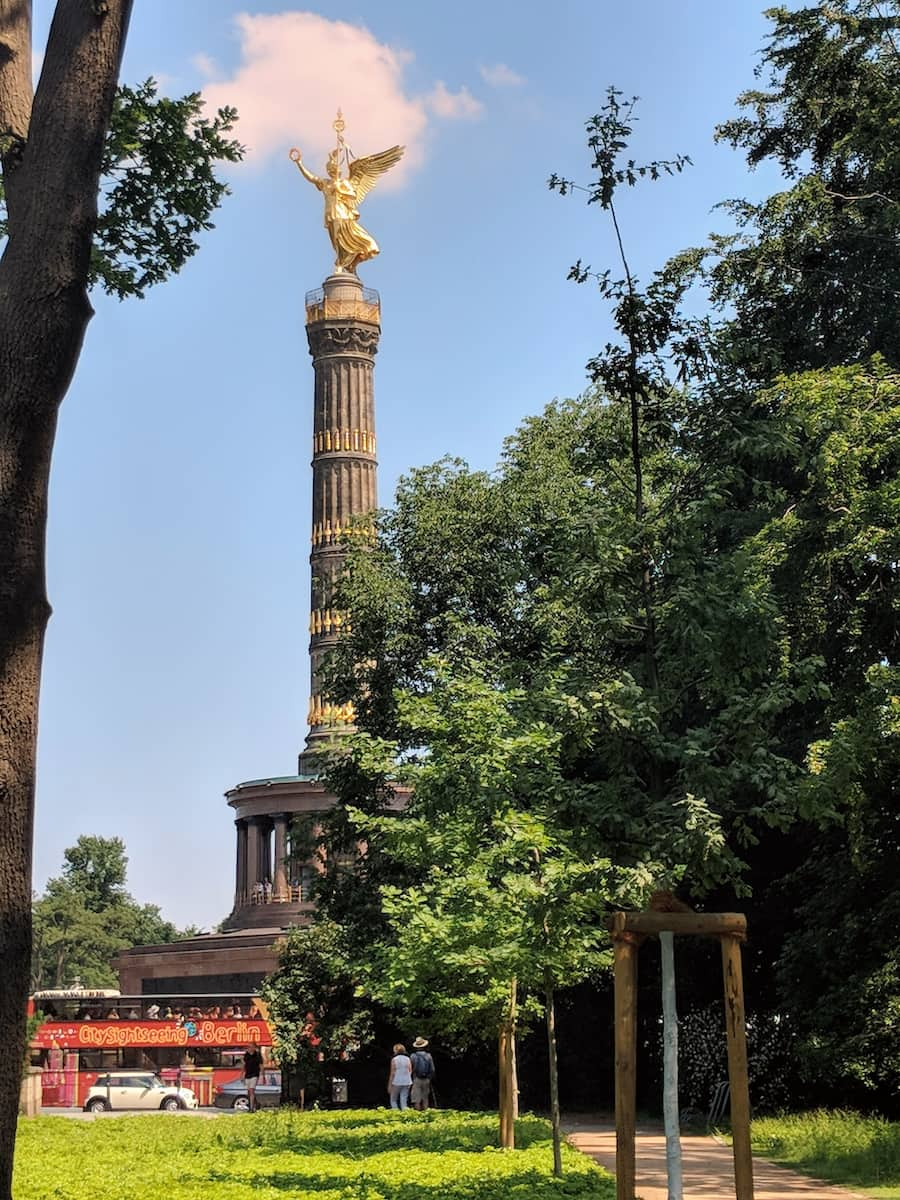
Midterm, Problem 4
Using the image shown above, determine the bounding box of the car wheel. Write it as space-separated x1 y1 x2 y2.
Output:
85 1098 109 1113
160 1097 183 1112
232 1096 250 1112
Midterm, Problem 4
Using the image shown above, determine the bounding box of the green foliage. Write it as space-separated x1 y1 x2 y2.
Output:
325 388 821 907
261 920 373 1087
320 7 900 1113
342 658 651 1046
0 78 243 299
31 836 190 989
694 1 900 375
721 362 900 1099
751 1110 900 1192
56 835 127 911
13 1109 614 1199
666 1003 798 1116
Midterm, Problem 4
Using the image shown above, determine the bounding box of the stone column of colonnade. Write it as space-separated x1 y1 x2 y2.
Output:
232 814 298 905
299 273 380 772
234 819 248 904
273 815 289 899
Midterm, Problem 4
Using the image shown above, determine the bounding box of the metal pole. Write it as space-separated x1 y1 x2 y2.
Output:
660 931 683 1200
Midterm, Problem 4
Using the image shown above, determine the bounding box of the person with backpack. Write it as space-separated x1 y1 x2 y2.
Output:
409 1036 435 1110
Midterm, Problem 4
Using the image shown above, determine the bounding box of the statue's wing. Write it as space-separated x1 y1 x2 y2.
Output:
348 145 405 203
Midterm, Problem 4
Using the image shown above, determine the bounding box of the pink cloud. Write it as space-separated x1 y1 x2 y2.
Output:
426 82 483 120
480 63 525 88
201 12 480 185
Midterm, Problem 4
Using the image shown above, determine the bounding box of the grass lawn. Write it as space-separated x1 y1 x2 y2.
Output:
751 1110 900 1199
14 1108 614 1199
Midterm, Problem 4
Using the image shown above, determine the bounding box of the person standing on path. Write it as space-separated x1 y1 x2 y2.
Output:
409 1037 435 1111
387 1043 413 1110
243 1045 262 1112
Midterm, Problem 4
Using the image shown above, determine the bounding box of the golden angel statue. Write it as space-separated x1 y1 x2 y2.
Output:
290 119 404 274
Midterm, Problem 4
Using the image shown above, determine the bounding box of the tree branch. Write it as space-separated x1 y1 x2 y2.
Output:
825 188 895 204
7 0 132 285
0 0 33 205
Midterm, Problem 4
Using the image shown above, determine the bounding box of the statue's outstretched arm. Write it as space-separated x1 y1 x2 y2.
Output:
289 148 322 188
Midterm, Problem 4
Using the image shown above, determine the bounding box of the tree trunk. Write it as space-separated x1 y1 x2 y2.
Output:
498 978 517 1149
544 971 563 1176
0 3 133 1194
660 931 683 1200
510 1026 519 1121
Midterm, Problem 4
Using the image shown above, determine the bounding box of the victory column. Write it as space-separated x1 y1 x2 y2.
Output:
222 115 404 929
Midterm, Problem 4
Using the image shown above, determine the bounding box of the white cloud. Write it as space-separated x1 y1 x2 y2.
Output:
192 52 218 81
200 12 481 184
426 81 483 120
480 62 525 88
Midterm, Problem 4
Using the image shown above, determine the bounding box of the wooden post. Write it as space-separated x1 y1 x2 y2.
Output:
613 932 639 1200
721 934 754 1200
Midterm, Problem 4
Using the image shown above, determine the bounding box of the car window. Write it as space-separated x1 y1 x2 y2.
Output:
94 1076 109 1088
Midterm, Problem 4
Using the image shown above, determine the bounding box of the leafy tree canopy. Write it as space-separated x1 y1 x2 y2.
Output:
31 836 195 990
696 0 900 375
261 919 372 1088
0 78 242 299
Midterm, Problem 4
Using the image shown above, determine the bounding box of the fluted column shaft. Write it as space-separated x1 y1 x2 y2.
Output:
273 815 289 899
235 819 248 905
300 274 380 771
246 819 261 895
260 818 272 885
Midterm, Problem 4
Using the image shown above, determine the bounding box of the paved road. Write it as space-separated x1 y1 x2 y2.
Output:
565 1122 870 1200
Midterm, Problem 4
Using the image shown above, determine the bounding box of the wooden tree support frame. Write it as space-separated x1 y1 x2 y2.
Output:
607 911 754 1200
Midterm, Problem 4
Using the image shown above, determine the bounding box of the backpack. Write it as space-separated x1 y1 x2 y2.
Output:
411 1051 434 1080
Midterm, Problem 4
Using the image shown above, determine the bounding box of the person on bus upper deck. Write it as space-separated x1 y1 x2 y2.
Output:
146 1004 160 1019
105 1008 120 1020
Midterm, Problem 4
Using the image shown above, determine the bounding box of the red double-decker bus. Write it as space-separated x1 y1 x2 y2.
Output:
29 989 276 1108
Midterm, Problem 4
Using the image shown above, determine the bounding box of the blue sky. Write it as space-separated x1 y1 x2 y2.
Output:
33 1 786 930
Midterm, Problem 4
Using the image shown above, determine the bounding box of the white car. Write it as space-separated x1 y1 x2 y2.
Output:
83 1071 199 1112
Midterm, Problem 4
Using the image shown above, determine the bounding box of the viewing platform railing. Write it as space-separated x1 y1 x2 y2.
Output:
243 885 312 906
305 286 380 326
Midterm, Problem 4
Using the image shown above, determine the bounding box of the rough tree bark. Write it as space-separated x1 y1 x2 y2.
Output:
498 978 517 1149
0 2 132 1193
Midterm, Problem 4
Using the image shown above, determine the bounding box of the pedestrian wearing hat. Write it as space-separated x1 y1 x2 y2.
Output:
409 1037 435 1110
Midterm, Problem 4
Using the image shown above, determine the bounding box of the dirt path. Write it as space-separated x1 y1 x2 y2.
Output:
565 1122 870 1200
